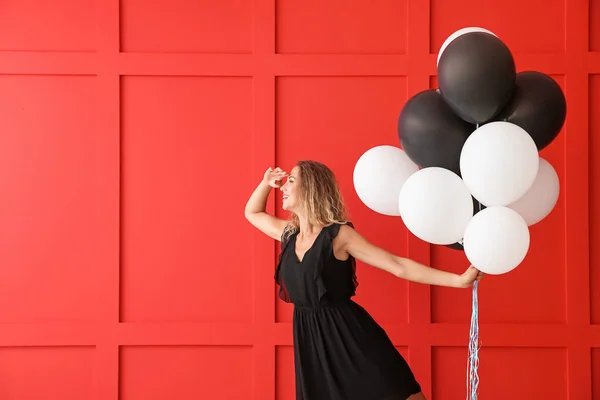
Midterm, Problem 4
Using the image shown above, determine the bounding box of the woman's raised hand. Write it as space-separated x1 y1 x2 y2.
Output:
263 167 288 188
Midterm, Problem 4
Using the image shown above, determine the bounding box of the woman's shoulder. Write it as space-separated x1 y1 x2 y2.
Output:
279 224 298 249
325 221 355 238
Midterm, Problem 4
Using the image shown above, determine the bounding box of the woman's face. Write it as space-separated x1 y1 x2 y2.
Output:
280 166 301 212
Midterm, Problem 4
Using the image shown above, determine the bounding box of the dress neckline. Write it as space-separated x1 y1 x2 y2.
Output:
292 227 326 263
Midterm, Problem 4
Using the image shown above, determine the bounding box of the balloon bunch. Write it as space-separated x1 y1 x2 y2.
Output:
354 26 566 275
353 27 566 399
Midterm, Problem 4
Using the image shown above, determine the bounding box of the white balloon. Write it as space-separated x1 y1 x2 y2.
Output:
398 167 473 245
508 158 560 226
463 206 530 275
460 121 539 207
437 27 497 66
353 145 419 216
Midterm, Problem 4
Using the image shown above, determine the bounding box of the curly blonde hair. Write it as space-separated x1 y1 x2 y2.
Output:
283 160 349 240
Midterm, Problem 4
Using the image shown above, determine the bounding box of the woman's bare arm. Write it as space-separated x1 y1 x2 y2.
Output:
244 169 288 241
337 225 481 288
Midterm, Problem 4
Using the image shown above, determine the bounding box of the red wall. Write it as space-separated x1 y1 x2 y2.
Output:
0 0 598 399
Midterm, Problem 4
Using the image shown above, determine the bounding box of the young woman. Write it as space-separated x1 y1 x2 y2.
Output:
245 161 483 400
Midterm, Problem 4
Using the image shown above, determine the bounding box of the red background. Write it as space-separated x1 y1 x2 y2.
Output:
0 0 598 399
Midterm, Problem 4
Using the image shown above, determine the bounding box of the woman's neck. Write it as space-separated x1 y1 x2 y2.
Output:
298 216 321 236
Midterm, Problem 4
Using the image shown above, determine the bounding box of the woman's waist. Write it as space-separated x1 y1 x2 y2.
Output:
293 297 355 312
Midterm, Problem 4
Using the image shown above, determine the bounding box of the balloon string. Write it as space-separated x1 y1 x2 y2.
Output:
466 280 480 399
468 122 481 399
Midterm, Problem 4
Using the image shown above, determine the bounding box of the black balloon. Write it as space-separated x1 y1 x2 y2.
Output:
446 242 467 251
438 32 516 125
446 197 485 251
398 89 475 176
494 71 566 151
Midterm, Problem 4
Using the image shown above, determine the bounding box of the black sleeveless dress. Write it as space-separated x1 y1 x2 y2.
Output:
275 222 422 400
